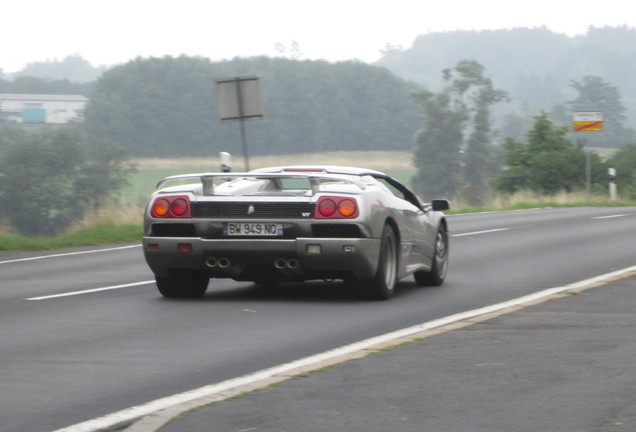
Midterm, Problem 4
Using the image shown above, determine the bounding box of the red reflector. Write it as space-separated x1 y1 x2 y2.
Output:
318 199 337 217
171 198 189 216
148 243 159 250
178 243 193 254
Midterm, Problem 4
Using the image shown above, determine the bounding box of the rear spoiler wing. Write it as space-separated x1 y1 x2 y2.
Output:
156 172 367 196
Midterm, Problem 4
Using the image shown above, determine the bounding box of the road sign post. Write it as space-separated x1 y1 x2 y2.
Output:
608 167 617 200
572 111 603 199
216 76 264 171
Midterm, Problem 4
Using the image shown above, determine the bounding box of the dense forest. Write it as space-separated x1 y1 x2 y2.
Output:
82 56 422 157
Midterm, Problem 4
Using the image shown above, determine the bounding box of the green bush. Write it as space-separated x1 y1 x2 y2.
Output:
0 128 135 236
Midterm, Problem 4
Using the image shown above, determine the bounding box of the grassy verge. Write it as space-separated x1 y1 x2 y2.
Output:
0 224 143 252
447 190 636 214
446 200 636 215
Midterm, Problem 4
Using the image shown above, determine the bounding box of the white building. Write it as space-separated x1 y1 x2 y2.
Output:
0 94 89 124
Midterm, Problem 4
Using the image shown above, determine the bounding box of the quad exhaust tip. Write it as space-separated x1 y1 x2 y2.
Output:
274 258 300 270
207 257 299 270
206 257 231 269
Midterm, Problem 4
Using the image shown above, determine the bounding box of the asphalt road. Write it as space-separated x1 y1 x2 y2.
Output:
1 207 636 432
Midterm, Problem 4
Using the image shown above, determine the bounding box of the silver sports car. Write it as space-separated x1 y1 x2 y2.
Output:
142 166 449 300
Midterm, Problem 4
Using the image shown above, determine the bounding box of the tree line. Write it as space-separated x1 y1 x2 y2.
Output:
82 56 422 157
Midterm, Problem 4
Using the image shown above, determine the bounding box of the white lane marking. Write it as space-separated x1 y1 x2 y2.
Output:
452 228 510 237
592 214 628 219
26 280 154 301
51 264 636 432
0 244 141 265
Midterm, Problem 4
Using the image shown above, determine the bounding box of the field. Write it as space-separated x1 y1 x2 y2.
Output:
120 151 416 208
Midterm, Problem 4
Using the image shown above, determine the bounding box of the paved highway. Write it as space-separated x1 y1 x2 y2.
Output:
1 207 635 432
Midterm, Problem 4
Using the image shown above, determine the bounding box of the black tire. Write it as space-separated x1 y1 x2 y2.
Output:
359 225 398 301
414 225 449 287
156 270 209 298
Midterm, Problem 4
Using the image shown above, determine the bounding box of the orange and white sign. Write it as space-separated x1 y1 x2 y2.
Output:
573 111 603 131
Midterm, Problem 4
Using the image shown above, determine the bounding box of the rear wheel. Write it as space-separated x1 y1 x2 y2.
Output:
414 225 448 287
358 225 398 301
156 270 209 298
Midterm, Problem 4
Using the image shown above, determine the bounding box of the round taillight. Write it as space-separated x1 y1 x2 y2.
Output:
318 199 336 217
152 199 170 217
338 199 356 217
171 198 188 216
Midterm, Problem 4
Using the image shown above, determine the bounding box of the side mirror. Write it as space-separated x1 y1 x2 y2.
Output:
431 199 450 212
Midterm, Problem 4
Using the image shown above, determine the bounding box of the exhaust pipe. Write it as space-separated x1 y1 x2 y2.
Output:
274 258 301 270
206 257 231 269
287 258 300 269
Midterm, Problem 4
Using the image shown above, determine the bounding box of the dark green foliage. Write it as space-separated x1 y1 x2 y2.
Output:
412 60 507 202
493 113 608 195
462 103 498 205
459 64 508 205
75 142 138 211
82 56 421 158
0 128 134 236
0 129 84 235
412 91 464 200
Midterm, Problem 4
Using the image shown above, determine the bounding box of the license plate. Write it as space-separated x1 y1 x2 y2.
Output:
223 222 284 237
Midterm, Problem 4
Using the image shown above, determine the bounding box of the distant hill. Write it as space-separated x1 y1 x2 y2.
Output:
377 26 636 135
7 55 108 83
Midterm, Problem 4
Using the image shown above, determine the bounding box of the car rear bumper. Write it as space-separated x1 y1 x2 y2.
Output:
143 236 381 281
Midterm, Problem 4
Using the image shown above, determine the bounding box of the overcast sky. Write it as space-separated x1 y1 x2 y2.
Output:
3 0 634 73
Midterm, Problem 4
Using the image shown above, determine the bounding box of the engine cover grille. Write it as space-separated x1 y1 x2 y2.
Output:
191 202 315 219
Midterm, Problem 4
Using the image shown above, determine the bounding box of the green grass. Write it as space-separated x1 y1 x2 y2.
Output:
119 168 200 205
0 224 143 252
